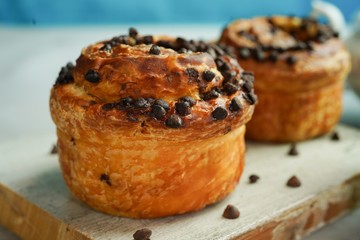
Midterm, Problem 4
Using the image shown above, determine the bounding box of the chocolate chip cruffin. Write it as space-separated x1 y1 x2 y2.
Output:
220 16 351 142
50 28 256 218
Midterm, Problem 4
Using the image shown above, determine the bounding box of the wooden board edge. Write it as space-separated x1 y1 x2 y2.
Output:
234 173 360 240
0 183 90 240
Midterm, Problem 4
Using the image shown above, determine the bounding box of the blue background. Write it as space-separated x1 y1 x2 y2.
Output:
0 0 359 25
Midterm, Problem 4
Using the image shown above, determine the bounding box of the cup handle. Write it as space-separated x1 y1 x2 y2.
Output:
310 0 347 38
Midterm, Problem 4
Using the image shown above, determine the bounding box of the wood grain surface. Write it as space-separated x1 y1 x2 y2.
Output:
0 125 359 240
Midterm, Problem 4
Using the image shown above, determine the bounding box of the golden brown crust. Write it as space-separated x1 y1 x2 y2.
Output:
50 32 254 217
219 16 351 142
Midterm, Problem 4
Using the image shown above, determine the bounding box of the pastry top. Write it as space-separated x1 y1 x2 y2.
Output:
50 28 255 140
219 16 351 92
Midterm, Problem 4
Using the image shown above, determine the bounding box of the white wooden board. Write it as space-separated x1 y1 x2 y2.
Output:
0 124 360 240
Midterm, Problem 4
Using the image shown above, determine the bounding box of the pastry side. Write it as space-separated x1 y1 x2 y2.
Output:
50 31 255 218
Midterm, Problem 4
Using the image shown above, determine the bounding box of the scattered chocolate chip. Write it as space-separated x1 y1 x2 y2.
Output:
229 97 242 112
222 204 240 219
287 176 301 188
288 143 298 156
175 102 191 116
241 81 253 93
153 99 170 111
165 114 183 128
243 92 257 105
84 69 100 83
129 27 138 38
151 105 166 120
286 55 298 65
215 58 225 69
202 90 220 100
203 70 216 82
102 103 114 111
179 96 196 107
268 51 279 62
149 45 160 55
186 68 199 81
249 174 260 184
223 82 239 95
239 47 251 59
133 228 152 240
100 173 112 186
142 35 153 44
50 144 58 154
133 98 151 108
212 107 228 120
330 131 340 141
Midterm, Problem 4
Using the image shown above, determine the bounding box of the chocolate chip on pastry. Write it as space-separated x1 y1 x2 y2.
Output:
50 28 256 218
219 16 351 142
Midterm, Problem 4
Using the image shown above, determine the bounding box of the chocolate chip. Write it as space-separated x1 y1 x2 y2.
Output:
151 105 166 120
202 90 220 100
268 51 278 62
84 69 100 83
212 107 228 120
100 173 109 181
165 114 183 128
129 27 138 38
286 55 298 65
249 174 260 183
175 102 191 116
102 103 115 111
100 43 112 52
239 47 251 59
50 144 58 154
330 131 340 141
203 70 215 82
149 45 160 55
241 81 253 92
100 174 111 186
133 228 152 240
243 92 257 105
178 48 187 54
287 176 301 188
229 97 242 112
153 99 170 111
223 70 237 82
55 62 74 85
207 47 217 58
133 98 151 108
333 31 339 38
115 97 134 110
186 68 199 81
242 72 254 82
288 143 298 156
179 96 196 107
223 82 239 95
157 40 172 48
222 204 240 219
254 48 265 61
142 35 153 44
215 58 225 69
